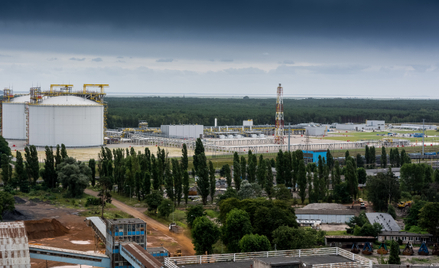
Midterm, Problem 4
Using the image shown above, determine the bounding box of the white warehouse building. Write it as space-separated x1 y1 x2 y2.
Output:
29 96 104 147
2 95 30 140
161 125 203 139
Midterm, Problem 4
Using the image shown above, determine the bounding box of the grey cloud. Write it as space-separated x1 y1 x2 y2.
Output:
0 54 12 57
92 57 103 62
410 65 430 73
47 57 57 61
117 56 124 59
283 60 294 64
223 67 266 75
117 60 125 63
221 59 233 62
156 58 173 62
69 57 85 61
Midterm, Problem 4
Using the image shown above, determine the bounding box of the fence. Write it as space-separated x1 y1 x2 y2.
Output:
165 247 373 268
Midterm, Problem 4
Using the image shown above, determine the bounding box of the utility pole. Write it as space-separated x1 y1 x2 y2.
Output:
422 119 425 155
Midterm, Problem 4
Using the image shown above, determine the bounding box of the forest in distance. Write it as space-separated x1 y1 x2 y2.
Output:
106 97 439 129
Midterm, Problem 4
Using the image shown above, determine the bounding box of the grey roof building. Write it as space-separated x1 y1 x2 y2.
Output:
365 213 401 232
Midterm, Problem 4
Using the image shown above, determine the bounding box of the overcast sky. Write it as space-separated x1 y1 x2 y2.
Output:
1 0 439 98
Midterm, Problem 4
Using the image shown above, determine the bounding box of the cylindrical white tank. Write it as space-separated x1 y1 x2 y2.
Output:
2 95 30 140
29 96 104 147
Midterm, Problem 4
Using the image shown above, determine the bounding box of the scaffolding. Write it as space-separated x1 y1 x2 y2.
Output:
3 88 13 102
275 83 284 144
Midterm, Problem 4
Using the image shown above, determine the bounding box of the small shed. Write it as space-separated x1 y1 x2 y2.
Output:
378 231 433 244
325 236 376 248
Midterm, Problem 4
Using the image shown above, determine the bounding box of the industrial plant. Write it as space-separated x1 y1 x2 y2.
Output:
1 84 108 147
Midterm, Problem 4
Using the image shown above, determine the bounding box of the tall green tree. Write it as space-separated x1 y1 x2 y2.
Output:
1 154 12 188
209 161 216 203
233 160 242 191
0 135 11 157
222 208 252 253
173 159 183 205
381 146 387 168
193 138 205 172
241 156 247 181
370 146 376 168
223 164 232 188
143 171 151 197
356 153 364 168
345 157 358 200
297 159 307 204
61 144 68 159
88 159 96 187
25 146 40 186
186 204 205 228
275 150 285 185
419 202 439 239
15 151 29 193
196 153 210 205
247 151 257 183
164 161 174 202
55 144 62 169
400 163 426 194
181 143 188 171
265 159 274 198
98 175 113 218
333 161 341 186
326 149 334 169
388 240 401 264
357 167 367 184
256 156 266 188
192 216 221 255
145 190 163 214
183 169 189 204
365 145 370 167
151 155 160 190
284 151 292 187
367 169 400 212
41 146 57 189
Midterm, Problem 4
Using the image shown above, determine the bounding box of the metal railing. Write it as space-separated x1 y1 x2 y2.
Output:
164 247 373 268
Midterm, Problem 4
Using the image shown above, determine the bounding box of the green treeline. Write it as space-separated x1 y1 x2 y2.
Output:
106 97 439 128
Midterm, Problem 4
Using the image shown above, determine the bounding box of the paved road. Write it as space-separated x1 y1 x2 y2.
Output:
84 189 195 256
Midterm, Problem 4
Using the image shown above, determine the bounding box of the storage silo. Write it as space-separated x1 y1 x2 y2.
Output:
2 95 30 140
29 95 104 147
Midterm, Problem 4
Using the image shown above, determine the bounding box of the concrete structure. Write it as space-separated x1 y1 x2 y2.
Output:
365 213 401 232
377 231 433 244
0 221 30 268
105 218 147 268
295 203 355 224
1 95 29 140
120 243 162 268
161 124 203 139
365 120 385 130
335 123 366 131
305 126 327 136
29 95 104 147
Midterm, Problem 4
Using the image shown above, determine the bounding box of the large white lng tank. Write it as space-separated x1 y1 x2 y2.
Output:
2 95 30 140
29 95 104 147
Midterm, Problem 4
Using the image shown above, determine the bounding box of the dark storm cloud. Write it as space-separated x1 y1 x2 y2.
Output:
1 0 439 45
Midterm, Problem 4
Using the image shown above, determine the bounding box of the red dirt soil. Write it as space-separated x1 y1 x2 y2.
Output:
25 219 70 240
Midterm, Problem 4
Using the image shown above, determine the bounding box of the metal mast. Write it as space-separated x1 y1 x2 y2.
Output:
275 83 284 144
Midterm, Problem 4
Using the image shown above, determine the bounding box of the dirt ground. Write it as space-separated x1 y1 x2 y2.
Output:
4 195 194 268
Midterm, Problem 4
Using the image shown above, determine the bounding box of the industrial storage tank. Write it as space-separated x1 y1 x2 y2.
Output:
29 95 104 147
2 95 30 140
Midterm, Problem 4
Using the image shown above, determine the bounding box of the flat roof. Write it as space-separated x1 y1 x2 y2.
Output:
29 244 108 258
106 218 146 225
184 255 353 268
379 231 432 237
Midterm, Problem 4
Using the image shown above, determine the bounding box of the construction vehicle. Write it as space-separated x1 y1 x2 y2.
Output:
175 249 182 257
377 242 388 255
360 202 367 209
398 200 413 208
432 244 439 255
418 242 429 255
351 243 360 254
402 242 414 255
362 242 373 255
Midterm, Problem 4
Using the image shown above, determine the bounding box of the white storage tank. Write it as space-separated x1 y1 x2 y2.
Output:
2 95 30 140
29 95 104 147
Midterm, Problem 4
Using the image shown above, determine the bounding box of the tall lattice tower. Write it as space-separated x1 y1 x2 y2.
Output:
275 83 284 144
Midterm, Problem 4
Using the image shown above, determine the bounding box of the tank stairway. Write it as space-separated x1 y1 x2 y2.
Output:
120 242 163 268
29 244 111 267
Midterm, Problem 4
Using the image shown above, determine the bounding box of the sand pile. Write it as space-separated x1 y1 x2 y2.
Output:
24 218 70 239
